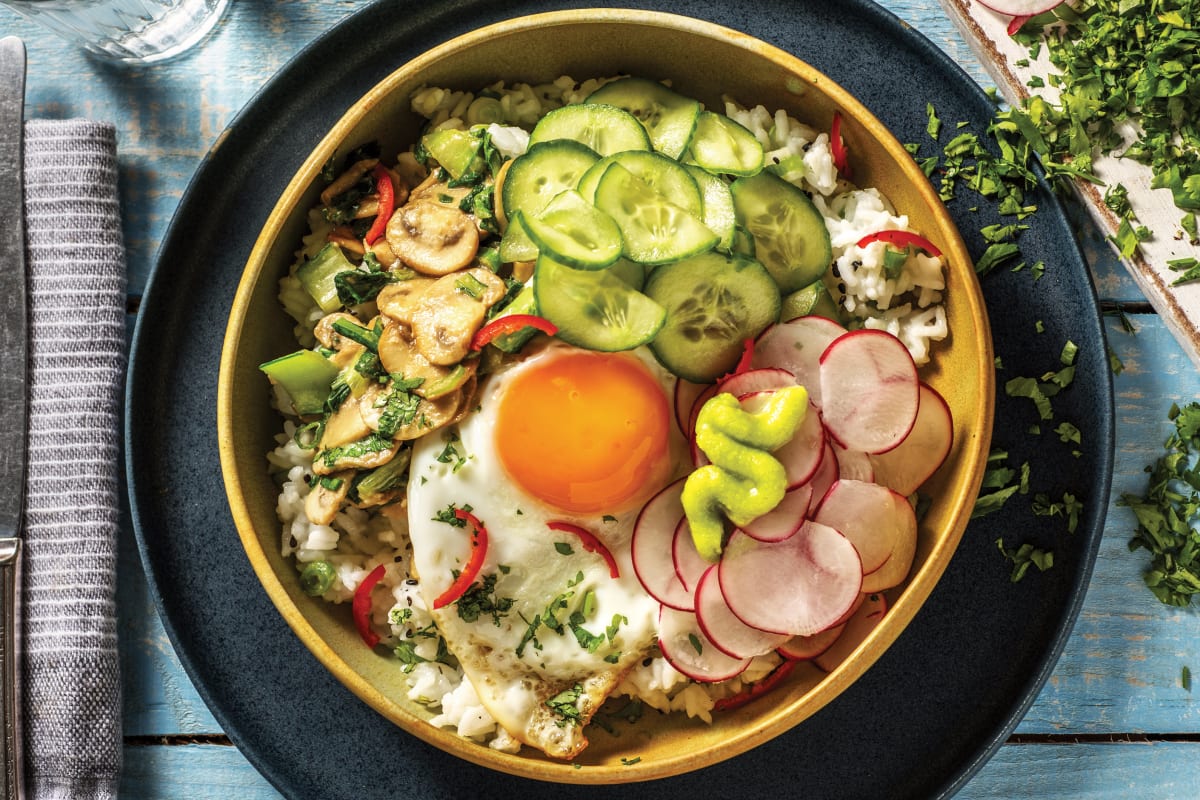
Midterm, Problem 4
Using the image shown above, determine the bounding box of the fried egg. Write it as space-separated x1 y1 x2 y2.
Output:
406 340 687 758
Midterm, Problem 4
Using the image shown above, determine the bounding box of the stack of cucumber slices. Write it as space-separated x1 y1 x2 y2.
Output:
487 77 835 384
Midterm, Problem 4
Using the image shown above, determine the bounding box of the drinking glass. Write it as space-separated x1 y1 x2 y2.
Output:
0 0 230 64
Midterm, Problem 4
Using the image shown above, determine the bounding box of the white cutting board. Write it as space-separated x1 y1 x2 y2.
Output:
938 0 1200 368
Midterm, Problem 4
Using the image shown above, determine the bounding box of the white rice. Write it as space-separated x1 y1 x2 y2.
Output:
269 78 950 753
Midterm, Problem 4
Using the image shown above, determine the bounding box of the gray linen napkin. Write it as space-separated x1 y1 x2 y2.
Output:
21 119 125 800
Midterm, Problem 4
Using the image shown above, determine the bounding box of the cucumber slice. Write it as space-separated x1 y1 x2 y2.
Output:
534 255 666 352
529 103 652 156
501 139 599 219
685 164 736 251
644 252 781 383
781 280 843 322
586 77 701 159
577 150 703 216
498 211 539 263
609 257 646 291
687 111 765 176
731 171 832 294
523 189 623 270
593 162 718 265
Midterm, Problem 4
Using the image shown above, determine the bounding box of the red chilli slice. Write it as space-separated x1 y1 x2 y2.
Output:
353 563 387 648
547 521 619 579
830 111 851 176
432 508 489 610
470 314 558 351
363 164 395 246
855 229 943 258
713 659 798 712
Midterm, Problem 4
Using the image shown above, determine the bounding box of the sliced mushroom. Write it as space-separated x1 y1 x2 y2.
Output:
386 200 480 276
389 386 465 441
448 375 480 426
410 268 508 365
305 470 353 527
376 320 475 394
320 157 379 207
368 237 403 271
313 435 401 475
408 172 473 207
321 398 373 450
313 312 367 370
376 276 435 326
512 259 535 284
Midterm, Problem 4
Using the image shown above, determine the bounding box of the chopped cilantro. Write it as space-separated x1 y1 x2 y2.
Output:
454 573 514 626
1119 402 1200 606
996 537 1055 582
546 684 585 727
554 542 575 556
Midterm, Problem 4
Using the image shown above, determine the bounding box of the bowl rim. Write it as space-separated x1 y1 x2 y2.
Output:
217 7 993 784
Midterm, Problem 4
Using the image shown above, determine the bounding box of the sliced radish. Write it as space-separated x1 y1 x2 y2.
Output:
751 316 847 407
695 566 790 659
674 379 708 438
776 594 864 661
832 442 874 482
658 604 751 683
805 441 839 515
742 483 813 542
730 393 825 488
861 499 918 593
718 366 797 397
688 383 720 466
632 479 695 611
814 592 888 672
718 524 862 637
870 382 954 496
672 516 710 593
812 479 914 575
976 0 1063 16
818 329 919 454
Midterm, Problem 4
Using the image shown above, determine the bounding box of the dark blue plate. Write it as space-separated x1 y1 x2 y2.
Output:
125 1 1114 797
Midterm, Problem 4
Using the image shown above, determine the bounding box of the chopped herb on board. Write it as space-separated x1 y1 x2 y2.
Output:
1007 1 1200 260
1183 665 1192 692
1119 402 1200 606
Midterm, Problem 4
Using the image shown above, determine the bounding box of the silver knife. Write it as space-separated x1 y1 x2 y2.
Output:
0 35 27 800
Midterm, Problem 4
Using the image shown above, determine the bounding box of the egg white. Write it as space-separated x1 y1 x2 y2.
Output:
406 341 689 758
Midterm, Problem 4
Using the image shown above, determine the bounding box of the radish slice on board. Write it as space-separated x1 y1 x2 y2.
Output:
812 479 915 575
719 524 863 636
742 483 813 543
776 593 864 661
818 329 919 454
860 498 918 593
814 592 889 672
632 479 695 611
976 0 1063 16
672 516 710 593
674 379 708 438
751 315 847 407
658 604 751 682
695 566 790 659
870 382 954 496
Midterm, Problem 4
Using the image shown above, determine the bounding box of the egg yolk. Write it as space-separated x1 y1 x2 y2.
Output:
495 350 671 514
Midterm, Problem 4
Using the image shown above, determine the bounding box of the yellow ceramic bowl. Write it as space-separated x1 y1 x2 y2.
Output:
218 8 993 785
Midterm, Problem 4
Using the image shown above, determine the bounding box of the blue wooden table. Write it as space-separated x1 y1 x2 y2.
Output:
4 1 1197 796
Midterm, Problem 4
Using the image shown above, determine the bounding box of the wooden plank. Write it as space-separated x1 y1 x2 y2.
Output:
116 739 1200 798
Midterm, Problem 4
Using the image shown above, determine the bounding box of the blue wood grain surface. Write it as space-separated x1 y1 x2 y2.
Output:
5 0 1197 796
